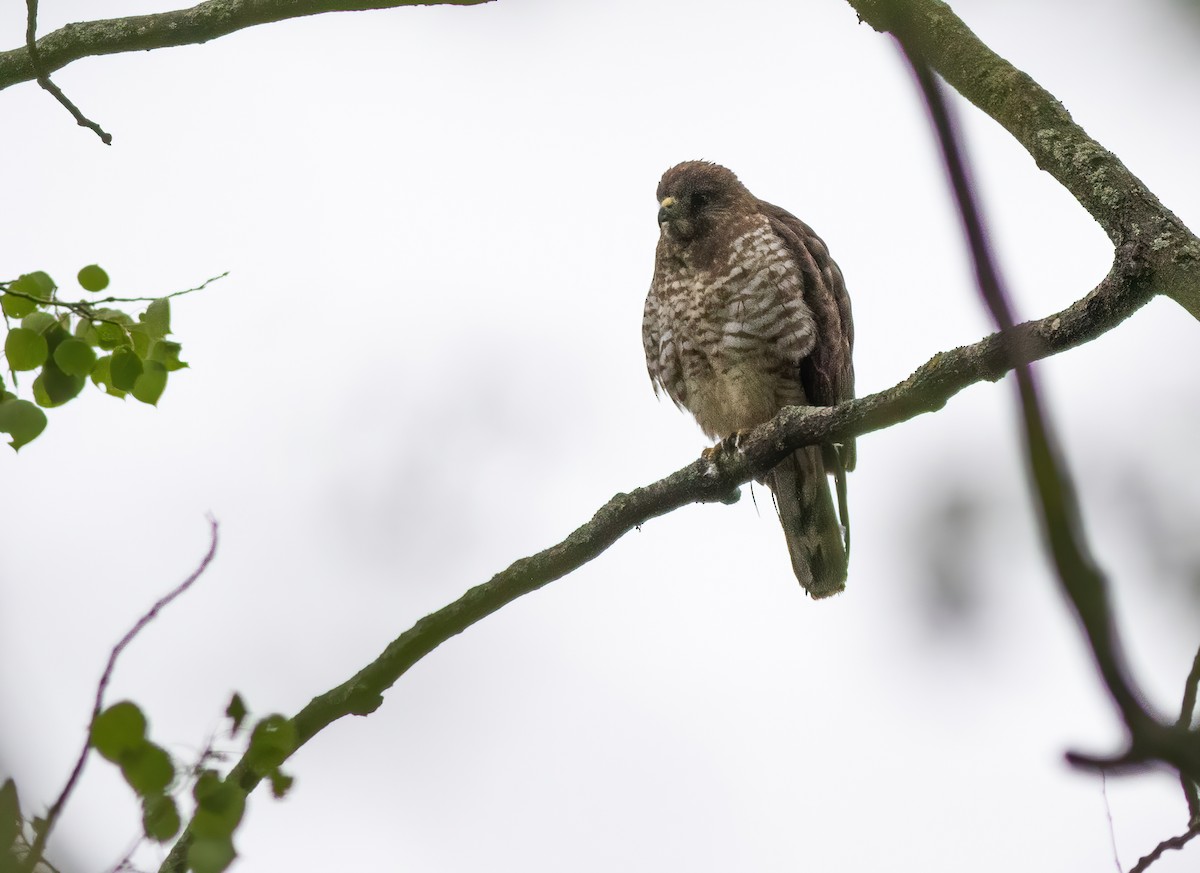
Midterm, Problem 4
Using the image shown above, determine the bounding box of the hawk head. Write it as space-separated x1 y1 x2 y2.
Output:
656 161 754 244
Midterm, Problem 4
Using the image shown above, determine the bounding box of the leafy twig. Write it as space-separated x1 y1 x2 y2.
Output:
1 271 228 329
2 270 228 309
24 0 111 143
21 519 219 873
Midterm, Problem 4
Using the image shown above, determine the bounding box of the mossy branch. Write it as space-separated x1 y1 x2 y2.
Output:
0 0 492 93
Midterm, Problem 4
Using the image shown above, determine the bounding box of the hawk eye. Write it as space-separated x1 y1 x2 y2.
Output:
692 192 710 208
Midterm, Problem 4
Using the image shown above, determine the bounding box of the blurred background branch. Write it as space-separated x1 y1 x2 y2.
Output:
881 0 1200 867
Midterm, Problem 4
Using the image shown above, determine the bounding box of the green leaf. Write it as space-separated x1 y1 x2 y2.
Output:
0 397 45 451
43 324 71 355
245 716 296 775
53 339 98 377
132 361 167 406
20 311 57 334
188 836 237 873
4 328 48 370
95 321 130 351
91 701 147 762
74 319 100 347
149 340 188 372
1 293 37 319
192 773 245 839
267 769 294 799
119 742 174 796
110 348 143 391
140 298 170 339
0 396 46 450
34 360 85 407
77 264 110 293
31 377 52 409
142 794 181 843
91 356 127 398
11 271 54 299
225 694 248 735
93 307 133 326
128 324 152 359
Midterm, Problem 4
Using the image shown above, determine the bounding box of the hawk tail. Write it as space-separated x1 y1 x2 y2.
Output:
770 447 848 599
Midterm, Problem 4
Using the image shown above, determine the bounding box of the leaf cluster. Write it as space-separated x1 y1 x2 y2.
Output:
80 696 295 873
0 267 188 450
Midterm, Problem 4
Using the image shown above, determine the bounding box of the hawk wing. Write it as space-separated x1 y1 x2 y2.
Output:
760 200 856 554
758 200 855 468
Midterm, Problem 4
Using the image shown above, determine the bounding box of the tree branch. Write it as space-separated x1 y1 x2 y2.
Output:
24 0 111 143
877 0 1200 823
1129 824 1200 873
0 271 229 320
1179 644 1200 823
157 240 1156 872
845 0 1200 317
0 0 491 93
24 520 219 873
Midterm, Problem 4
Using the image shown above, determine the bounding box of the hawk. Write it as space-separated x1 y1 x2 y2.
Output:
642 161 855 598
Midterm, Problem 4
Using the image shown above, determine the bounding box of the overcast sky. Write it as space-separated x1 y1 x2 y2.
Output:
3 0 1200 871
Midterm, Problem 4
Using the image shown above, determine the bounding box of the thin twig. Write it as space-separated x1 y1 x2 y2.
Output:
1 271 228 333
21 519 219 873
1129 824 1200 873
24 0 111 144
1102 771 1123 873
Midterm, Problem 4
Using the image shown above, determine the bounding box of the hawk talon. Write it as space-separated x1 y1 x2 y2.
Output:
701 429 752 464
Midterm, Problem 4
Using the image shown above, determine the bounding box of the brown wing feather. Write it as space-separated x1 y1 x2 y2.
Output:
758 200 856 471
756 201 854 408
758 199 856 560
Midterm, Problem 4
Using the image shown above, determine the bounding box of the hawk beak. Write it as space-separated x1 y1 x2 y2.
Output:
657 196 676 225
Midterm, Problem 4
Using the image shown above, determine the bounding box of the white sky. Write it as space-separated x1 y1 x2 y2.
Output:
3 0 1200 871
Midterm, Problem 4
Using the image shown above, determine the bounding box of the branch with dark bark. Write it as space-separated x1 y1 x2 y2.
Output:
1130 824 1200 873
846 0 1200 318
155 2 1200 867
887 0 1200 791
0 0 492 93
23 0 111 142
158 246 1158 872
876 2 1200 867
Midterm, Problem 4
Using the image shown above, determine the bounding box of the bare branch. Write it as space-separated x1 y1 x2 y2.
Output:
1179 645 1200 823
22 520 219 873
157 240 1157 872
1129 824 1200 873
883 0 1200 810
1102 772 1123 873
23 0 111 143
846 0 1200 318
0 0 492 93
896 12 1153 743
